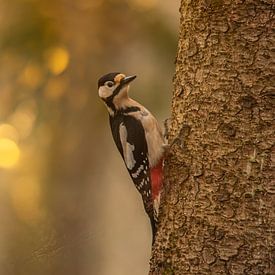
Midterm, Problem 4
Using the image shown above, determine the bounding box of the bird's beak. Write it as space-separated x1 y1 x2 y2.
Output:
121 75 136 85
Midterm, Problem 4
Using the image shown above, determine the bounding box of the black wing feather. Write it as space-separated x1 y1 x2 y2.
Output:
109 114 156 239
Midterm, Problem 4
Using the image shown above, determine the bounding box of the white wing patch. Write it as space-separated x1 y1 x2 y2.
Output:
132 165 144 178
119 123 136 170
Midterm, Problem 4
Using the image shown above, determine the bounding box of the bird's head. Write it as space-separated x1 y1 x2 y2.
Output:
97 72 136 102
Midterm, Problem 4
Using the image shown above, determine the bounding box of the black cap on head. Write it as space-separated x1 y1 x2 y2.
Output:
98 72 120 88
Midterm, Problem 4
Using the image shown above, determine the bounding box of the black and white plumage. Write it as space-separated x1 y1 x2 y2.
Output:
98 72 165 241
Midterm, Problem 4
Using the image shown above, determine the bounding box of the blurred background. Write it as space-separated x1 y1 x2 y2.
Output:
0 0 179 274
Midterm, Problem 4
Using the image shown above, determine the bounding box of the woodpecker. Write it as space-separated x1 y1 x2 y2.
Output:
98 72 165 241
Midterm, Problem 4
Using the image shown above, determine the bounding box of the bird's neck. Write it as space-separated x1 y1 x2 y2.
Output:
113 93 130 109
107 96 142 117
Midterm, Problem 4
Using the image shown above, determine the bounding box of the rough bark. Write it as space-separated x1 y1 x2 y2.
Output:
150 0 274 274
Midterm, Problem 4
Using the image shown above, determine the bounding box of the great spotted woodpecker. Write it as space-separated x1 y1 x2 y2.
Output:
98 72 165 241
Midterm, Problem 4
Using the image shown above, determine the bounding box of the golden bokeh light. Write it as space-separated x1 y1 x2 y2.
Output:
0 138 20 168
18 62 44 89
8 100 37 139
0 123 19 142
10 177 44 224
45 46 70 75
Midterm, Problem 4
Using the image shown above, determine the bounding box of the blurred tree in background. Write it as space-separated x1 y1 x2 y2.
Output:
0 1 179 274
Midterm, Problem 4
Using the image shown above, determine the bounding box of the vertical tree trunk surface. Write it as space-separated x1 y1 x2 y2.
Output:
150 0 274 274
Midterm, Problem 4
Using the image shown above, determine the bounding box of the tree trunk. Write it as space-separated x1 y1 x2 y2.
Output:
150 1 274 274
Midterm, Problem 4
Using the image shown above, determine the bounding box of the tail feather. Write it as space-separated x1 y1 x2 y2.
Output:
150 215 157 244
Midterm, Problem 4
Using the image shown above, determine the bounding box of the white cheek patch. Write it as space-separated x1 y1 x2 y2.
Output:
98 86 113 99
119 123 136 170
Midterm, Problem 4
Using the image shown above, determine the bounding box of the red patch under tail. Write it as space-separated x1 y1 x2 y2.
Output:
150 159 164 200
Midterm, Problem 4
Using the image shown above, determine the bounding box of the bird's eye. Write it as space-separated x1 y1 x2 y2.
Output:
106 81 114 88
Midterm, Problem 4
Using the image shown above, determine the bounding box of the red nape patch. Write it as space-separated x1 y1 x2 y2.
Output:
150 159 164 199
